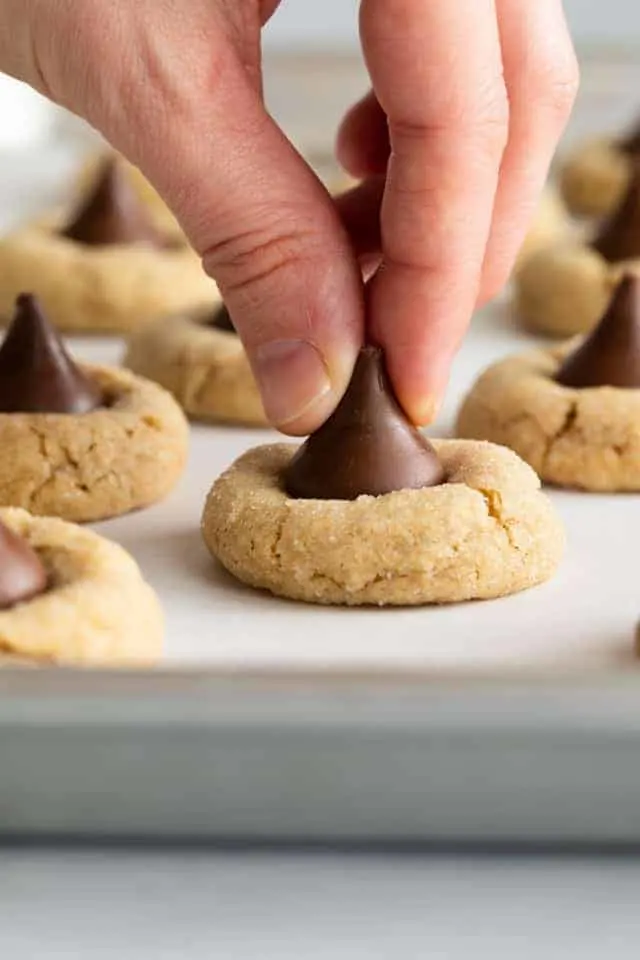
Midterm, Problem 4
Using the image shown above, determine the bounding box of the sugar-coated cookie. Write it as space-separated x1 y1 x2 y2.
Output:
202 348 563 605
202 440 563 606
124 303 267 426
559 116 640 219
458 275 640 492
0 507 162 665
514 168 640 336
0 160 214 333
0 295 188 521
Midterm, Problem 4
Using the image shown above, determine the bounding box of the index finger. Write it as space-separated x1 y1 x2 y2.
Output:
360 0 509 423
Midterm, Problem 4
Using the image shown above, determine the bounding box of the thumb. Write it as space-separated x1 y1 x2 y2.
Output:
188 89 365 435
27 0 364 434
138 72 364 434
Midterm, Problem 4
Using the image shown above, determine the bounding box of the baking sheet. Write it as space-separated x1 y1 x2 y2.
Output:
0 128 637 677
0 55 640 842
72 309 637 674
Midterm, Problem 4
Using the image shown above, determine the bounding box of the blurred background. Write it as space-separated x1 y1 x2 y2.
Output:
261 0 640 50
2 0 639 156
258 0 640 159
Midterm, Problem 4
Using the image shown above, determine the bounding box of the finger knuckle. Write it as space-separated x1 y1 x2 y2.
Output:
534 51 580 117
389 73 510 163
202 219 319 298
440 80 510 156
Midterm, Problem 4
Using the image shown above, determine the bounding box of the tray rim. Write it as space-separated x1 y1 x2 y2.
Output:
3 664 640 731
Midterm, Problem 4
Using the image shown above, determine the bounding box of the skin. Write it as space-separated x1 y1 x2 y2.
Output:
1 0 578 434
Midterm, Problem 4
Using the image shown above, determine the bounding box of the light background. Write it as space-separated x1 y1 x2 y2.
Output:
263 0 640 50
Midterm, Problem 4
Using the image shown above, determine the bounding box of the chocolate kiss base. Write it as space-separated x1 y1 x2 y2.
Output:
0 295 102 414
556 273 640 389
61 159 166 249
619 118 640 155
0 520 47 610
591 168 640 263
205 303 236 333
284 345 445 500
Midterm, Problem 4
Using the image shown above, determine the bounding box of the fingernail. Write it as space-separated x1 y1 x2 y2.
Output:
253 339 332 428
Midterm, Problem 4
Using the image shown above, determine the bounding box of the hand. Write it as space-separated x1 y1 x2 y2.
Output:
1 0 578 432
337 0 579 420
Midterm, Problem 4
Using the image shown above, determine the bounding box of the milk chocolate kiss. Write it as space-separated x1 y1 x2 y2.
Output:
0 520 48 610
556 274 640 389
592 167 640 262
619 118 640 155
0 295 103 414
206 303 236 333
284 346 445 500
61 160 163 247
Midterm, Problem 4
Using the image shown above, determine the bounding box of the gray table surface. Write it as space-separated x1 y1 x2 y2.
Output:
3 847 640 959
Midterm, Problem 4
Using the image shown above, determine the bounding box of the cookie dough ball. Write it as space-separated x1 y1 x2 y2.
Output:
559 114 640 219
515 189 572 273
0 295 188 521
0 159 214 333
458 274 640 492
124 303 267 427
202 347 563 605
514 169 640 336
0 507 162 665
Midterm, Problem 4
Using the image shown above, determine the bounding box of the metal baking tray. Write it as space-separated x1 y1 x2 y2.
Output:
0 302 636 842
1 61 639 843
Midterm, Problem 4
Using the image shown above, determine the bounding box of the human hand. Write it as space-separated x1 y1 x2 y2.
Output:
2 0 578 432
337 0 579 420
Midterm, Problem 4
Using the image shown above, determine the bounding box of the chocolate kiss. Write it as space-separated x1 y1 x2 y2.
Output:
0 295 103 414
592 167 640 262
284 346 445 500
0 520 48 610
619 118 640 155
61 159 163 247
556 274 640 389
205 303 236 333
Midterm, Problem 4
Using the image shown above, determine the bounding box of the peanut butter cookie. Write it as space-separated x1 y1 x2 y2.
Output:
202 348 563 605
0 295 188 521
0 507 162 665
559 115 640 219
514 168 640 336
0 159 214 333
124 303 267 426
202 440 563 606
458 275 640 492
